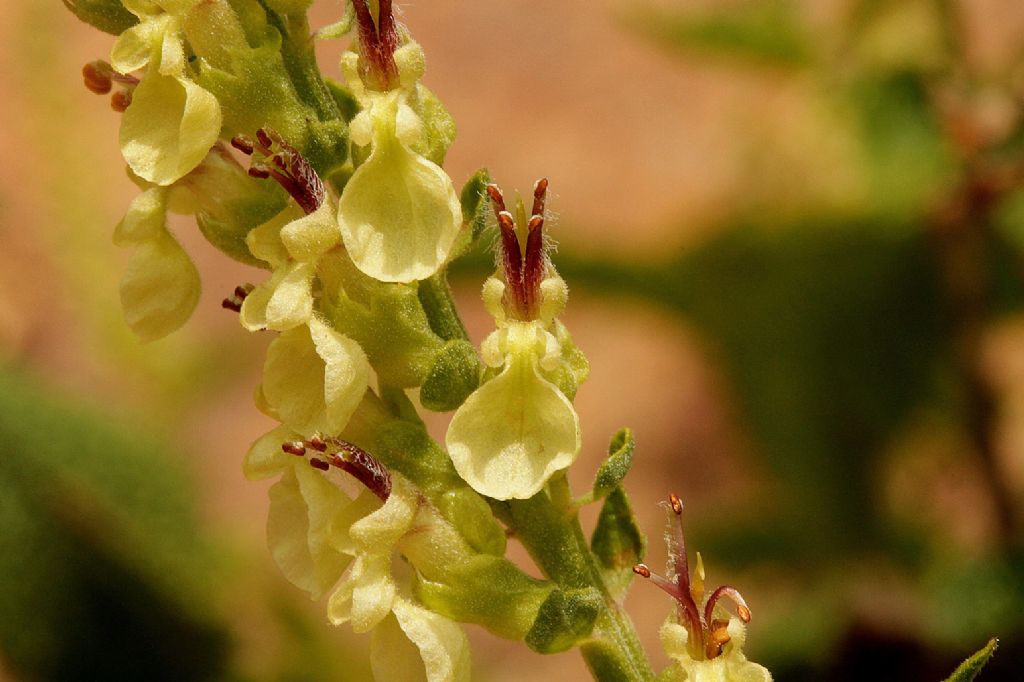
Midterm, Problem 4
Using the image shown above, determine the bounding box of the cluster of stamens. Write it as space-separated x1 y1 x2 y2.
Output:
633 493 751 660
486 179 549 320
351 0 400 90
231 128 324 215
221 284 253 313
81 60 138 112
281 435 392 502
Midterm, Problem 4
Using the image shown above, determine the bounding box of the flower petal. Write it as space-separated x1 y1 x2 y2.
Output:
369 597 471 682
240 261 315 332
446 326 581 500
243 424 299 480
267 465 353 600
118 227 200 341
349 476 417 550
337 102 461 283
113 186 168 245
280 200 340 262
110 17 166 73
120 72 222 186
262 320 369 436
327 553 395 632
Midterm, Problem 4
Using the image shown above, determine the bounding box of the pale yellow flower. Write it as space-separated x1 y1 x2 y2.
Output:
112 186 200 340
112 0 222 186
337 91 461 283
445 180 585 500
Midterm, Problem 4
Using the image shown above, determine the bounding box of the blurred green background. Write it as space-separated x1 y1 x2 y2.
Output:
3 1 1024 680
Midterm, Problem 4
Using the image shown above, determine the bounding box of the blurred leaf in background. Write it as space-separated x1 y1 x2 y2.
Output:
466 0 1024 678
0 366 230 680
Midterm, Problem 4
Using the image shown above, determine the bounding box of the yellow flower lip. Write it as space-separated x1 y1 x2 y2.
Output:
634 494 752 661
337 93 462 283
445 320 582 500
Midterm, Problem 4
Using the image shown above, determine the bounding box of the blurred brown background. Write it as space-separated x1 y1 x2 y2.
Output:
4 1 1024 680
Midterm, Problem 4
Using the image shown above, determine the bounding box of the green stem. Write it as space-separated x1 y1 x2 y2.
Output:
268 9 341 122
504 474 654 681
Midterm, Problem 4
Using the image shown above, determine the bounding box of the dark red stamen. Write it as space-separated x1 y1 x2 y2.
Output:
633 493 753 661
309 458 330 471
487 179 552 320
531 178 549 220
303 435 392 501
231 135 255 156
351 0 400 90
235 127 325 215
329 441 392 502
222 283 253 313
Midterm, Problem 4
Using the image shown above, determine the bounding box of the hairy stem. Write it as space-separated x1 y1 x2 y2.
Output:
500 475 654 681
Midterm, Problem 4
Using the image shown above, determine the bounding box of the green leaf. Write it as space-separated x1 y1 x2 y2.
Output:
414 555 552 640
0 367 228 680
418 272 471 342
524 587 603 653
580 640 640 682
591 487 645 599
461 168 492 241
327 282 445 388
61 0 137 36
420 340 481 412
448 168 492 260
593 428 636 500
944 638 998 682
325 78 362 123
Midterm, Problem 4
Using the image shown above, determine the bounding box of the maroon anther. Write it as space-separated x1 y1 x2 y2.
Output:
231 128 324 215
486 179 550 320
281 441 307 456
82 61 112 94
351 0 400 90
309 458 330 471
633 493 752 661
221 283 253 314
110 90 132 113
306 436 328 452
230 135 254 156
83 61 138 96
